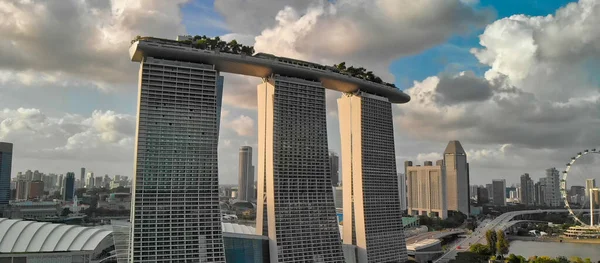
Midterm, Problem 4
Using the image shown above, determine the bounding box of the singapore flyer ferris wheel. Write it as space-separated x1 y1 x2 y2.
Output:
561 148 600 227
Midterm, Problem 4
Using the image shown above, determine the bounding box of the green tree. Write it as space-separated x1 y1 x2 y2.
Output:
60 208 72 217
496 230 509 255
468 243 490 255
485 230 497 255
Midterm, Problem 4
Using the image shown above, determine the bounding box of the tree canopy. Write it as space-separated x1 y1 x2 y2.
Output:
333 62 396 88
180 35 255 56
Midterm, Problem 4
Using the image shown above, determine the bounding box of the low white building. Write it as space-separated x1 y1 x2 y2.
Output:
0 218 114 263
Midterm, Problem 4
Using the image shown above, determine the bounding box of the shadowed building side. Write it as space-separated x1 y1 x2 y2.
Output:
129 57 225 262
0 142 13 207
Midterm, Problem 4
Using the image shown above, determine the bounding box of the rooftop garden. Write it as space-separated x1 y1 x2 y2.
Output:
333 62 397 88
131 35 397 89
181 35 255 56
132 35 255 56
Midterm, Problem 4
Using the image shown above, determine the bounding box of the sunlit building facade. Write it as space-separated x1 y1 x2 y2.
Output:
405 161 447 219
338 92 407 263
256 75 345 262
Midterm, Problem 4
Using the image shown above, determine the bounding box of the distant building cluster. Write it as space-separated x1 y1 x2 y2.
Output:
12 169 130 202
471 167 589 209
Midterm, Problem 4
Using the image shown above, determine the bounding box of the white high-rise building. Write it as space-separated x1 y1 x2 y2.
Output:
545 168 561 207
129 57 225 262
338 92 407 263
256 75 345 262
237 146 254 201
85 172 94 188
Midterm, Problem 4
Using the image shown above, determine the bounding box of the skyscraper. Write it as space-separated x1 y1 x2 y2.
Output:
64 172 75 201
80 167 85 189
535 178 547 206
486 183 493 201
256 75 344 262
0 142 13 205
398 173 407 211
86 172 95 188
443 140 470 215
477 187 489 204
129 56 225 262
237 146 254 201
545 168 561 207
492 179 506 206
338 92 407 262
406 160 447 219
329 152 340 187
520 173 534 205
28 181 44 200
15 180 28 200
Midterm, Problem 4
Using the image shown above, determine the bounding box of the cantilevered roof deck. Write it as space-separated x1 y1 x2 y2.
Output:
130 38 410 104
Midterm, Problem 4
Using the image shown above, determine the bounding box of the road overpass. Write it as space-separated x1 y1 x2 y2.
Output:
433 209 587 263
130 38 410 103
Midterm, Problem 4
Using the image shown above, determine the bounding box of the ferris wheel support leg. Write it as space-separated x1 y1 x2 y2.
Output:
590 188 594 227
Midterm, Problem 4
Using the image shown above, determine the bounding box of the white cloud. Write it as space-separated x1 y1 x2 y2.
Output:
0 0 189 88
223 115 255 136
0 108 135 162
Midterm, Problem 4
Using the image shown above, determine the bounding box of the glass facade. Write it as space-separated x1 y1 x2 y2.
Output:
223 236 269 263
0 142 13 206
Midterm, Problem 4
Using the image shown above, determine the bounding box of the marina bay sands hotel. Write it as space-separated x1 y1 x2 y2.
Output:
128 37 410 263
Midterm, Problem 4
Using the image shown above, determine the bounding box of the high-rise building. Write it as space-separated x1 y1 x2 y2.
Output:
256 75 344 262
398 173 407 211
486 183 493 201
586 179 596 198
80 168 85 189
237 146 254 201
57 174 64 190
86 172 95 188
492 179 506 206
329 152 340 187
443 140 470 215
338 92 407 262
64 172 75 201
95 176 103 188
470 185 479 200
15 180 28 200
535 178 547 206
33 170 42 181
28 181 44 200
545 168 561 207
477 187 489 204
520 173 534 205
0 142 13 205
24 170 32 181
129 56 226 262
569 185 586 205
405 161 447 219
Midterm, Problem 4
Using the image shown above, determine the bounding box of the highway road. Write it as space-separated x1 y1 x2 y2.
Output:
433 209 579 262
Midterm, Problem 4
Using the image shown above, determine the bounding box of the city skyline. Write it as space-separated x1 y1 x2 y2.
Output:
1 1 598 186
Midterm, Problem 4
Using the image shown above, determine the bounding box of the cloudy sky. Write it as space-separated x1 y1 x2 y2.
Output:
1 0 599 186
